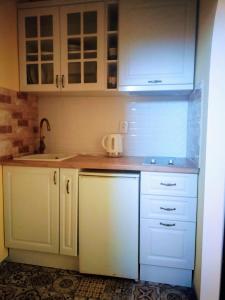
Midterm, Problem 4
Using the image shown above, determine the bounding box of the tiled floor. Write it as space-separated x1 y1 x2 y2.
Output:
0 262 196 300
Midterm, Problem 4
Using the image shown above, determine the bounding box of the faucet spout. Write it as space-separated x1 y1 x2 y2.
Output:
39 118 51 154
40 118 51 131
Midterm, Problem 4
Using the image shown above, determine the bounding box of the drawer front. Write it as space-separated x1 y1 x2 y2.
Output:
140 218 196 269
140 265 192 287
141 172 198 197
141 195 197 222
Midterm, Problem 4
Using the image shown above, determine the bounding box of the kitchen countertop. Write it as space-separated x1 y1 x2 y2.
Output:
2 155 199 174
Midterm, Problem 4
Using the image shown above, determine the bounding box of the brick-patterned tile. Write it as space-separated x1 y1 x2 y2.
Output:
12 112 23 119
18 145 29 153
18 120 29 127
0 94 11 104
0 88 38 159
0 126 12 134
13 140 23 147
33 126 39 133
17 92 28 100
0 110 11 124
0 154 13 162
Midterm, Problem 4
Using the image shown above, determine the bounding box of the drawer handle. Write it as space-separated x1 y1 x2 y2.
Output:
160 182 177 187
160 207 176 211
148 80 162 84
160 222 176 227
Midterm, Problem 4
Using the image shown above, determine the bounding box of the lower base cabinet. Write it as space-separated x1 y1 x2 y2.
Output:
140 264 193 287
140 219 195 287
140 172 198 287
3 166 78 257
140 219 195 269
60 169 78 256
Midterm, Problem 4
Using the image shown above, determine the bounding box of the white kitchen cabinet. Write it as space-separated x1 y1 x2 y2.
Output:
3 166 78 256
119 0 196 91
3 166 60 253
18 2 105 92
0 166 8 262
141 195 197 222
18 7 61 92
60 3 104 90
140 171 198 287
141 172 198 197
140 219 195 269
60 168 78 256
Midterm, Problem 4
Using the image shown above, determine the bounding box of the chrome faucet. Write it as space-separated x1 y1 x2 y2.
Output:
39 118 51 154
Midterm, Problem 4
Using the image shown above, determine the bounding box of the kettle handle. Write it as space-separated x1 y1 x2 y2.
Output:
102 135 109 151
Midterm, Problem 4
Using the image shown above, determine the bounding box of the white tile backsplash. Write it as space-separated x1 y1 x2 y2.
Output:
39 96 189 157
122 100 188 156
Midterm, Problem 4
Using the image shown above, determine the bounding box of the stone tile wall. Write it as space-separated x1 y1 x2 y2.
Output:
0 87 39 161
187 88 202 165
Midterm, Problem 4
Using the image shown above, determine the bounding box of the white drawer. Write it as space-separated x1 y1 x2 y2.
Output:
140 218 196 269
141 195 197 222
141 172 198 197
140 265 192 287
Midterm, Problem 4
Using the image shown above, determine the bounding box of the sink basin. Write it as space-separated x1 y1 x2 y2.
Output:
14 153 77 162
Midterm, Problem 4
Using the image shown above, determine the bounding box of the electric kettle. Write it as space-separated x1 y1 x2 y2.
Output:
101 134 123 157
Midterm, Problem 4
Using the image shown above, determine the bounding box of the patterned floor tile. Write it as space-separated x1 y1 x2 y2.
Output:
159 284 196 300
0 262 196 300
74 277 106 298
133 283 160 300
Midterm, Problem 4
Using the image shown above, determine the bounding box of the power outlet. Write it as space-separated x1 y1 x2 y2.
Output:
119 121 128 134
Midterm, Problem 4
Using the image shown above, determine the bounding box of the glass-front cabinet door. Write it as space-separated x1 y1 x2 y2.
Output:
18 7 60 91
60 3 104 91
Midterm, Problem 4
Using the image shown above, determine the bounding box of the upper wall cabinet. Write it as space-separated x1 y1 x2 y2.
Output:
19 7 61 92
119 0 197 92
60 3 104 91
18 2 105 92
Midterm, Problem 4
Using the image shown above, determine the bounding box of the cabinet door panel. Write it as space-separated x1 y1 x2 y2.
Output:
119 0 196 90
140 218 195 269
0 166 7 262
60 3 104 91
19 7 60 91
60 169 78 256
3 167 59 254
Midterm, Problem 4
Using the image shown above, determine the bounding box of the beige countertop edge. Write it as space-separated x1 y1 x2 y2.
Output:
1 156 199 174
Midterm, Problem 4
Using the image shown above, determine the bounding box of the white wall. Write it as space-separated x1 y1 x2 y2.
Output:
199 1 225 298
39 95 188 157
193 0 217 298
194 0 225 299
0 0 19 90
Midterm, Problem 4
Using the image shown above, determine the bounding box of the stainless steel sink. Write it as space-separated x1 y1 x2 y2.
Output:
14 153 77 162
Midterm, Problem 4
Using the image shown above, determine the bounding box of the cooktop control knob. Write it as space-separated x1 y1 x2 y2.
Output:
168 159 174 165
151 158 156 164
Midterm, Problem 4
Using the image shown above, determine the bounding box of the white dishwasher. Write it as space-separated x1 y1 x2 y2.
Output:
79 171 139 280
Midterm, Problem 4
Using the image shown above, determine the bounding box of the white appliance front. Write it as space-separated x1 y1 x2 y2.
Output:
79 172 139 280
